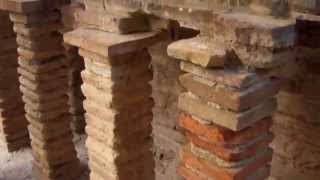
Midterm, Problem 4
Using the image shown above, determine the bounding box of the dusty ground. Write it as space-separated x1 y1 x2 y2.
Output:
0 134 89 180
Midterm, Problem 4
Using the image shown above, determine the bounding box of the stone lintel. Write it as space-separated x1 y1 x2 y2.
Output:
64 28 167 58
208 11 296 49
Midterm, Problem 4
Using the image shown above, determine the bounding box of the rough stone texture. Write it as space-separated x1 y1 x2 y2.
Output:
270 13 320 180
64 16 161 178
168 15 285 177
167 37 226 68
150 40 185 180
0 10 29 152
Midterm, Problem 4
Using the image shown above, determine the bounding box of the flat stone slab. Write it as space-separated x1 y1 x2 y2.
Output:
64 28 166 57
180 62 260 89
168 37 226 68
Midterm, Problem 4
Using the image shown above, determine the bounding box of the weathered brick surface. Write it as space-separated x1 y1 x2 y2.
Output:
0 10 29 152
167 7 291 179
64 19 161 178
2 1 81 179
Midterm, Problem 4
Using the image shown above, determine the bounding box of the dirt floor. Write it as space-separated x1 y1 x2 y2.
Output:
0 134 89 180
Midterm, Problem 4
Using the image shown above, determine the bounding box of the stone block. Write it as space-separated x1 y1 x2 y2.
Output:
208 11 295 49
178 92 277 131
180 73 280 111
79 9 150 34
64 28 166 57
167 36 226 68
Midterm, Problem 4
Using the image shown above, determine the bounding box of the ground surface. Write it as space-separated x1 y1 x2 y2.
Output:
0 134 89 180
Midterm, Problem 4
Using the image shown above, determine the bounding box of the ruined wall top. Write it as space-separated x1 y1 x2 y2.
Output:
85 0 320 15
78 0 320 30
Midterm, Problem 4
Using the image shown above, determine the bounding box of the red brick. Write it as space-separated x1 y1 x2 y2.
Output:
179 113 271 145
187 132 273 161
180 145 273 180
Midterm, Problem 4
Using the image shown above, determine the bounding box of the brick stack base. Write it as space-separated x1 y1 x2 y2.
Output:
0 10 29 152
168 9 295 179
64 27 164 179
174 61 278 180
1 0 81 179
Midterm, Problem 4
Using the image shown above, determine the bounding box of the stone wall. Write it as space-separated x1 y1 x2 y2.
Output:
270 12 320 180
150 39 185 180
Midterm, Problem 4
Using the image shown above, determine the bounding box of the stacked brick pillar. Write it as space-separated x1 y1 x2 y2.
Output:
168 5 295 180
0 10 29 152
0 0 81 179
64 7 165 179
